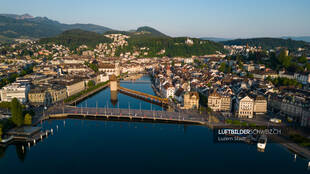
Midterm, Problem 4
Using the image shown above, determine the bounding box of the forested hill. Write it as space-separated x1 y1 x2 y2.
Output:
115 35 225 57
221 38 310 50
135 26 168 37
104 26 169 37
39 29 225 57
39 29 112 49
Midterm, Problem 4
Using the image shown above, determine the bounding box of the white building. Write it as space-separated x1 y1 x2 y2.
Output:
235 95 254 118
185 38 194 45
0 83 30 104
162 83 175 98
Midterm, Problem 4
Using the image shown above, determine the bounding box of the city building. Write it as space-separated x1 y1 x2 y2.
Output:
235 95 254 118
65 80 86 97
162 83 175 98
0 82 30 104
183 92 199 109
208 90 221 111
253 95 267 114
28 85 67 106
208 90 231 112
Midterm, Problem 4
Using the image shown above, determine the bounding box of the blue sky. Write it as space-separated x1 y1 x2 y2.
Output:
1 0 310 38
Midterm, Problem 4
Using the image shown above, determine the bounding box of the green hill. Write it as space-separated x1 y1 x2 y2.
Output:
104 26 169 37
39 29 112 49
135 26 168 37
39 28 224 57
221 38 310 50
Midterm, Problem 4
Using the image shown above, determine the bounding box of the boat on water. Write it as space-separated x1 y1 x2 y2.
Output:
257 134 267 151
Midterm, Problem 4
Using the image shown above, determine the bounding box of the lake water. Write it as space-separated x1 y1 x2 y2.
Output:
0 75 309 174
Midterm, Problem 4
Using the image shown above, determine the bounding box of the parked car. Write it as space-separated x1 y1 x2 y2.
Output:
269 118 282 124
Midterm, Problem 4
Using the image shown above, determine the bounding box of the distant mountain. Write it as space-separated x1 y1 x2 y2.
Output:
281 36 310 43
0 14 114 39
200 37 231 42
0 13 33 20
39 29 112 49
221 37 310 50
104 26 169 38
64 24 113 34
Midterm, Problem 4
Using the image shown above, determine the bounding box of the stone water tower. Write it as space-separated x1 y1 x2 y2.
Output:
109 74 118 92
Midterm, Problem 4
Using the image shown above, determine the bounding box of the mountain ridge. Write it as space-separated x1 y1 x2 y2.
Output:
0 13 114 39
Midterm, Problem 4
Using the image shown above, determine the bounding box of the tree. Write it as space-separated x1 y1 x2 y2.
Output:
171 60 175 67
24 113 32 125
206 107 212 114
10 98 23 127
297 56 307 64
277 50 292 69
219 62 226 72
266 76 272 82
87 80 95 88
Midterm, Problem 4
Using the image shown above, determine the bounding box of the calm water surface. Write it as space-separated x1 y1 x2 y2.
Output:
0 75 309 174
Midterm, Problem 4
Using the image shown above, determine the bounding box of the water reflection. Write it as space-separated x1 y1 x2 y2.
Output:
15 144 27 162
0 147 6 159
110 91 118 106
0 144 28 162
0 75 309 174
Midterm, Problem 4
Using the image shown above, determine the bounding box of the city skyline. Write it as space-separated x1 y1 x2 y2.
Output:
1 0 310 38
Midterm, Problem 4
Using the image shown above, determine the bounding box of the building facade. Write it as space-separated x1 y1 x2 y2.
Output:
0 82 30 104
183 92 199 109
66 80 85 97
235 95 254 118
208 91 231 112
253 95 267 114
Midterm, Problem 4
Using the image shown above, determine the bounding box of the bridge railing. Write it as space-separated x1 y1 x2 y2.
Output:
47 106 205 123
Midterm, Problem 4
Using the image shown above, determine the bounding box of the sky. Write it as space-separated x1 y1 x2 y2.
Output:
1 0 310 38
